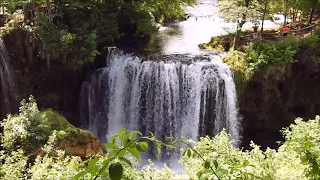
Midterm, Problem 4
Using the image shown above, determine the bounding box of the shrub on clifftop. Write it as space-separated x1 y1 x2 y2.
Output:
0 96 103 158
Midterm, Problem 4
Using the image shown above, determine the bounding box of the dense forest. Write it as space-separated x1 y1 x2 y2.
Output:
1 0 320 179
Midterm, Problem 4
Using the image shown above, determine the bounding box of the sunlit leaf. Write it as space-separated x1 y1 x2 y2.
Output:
74 171 86 180
107 150 117 159
111 135 119 144
88 158 99 171
243 160 250 166
118 128 126 138
128 148 140 159
137 142 148 152
156 146 161 159
196 169 204 179
182 149 187 156
117 149 127 158
104 143 120 150
128 130 142 137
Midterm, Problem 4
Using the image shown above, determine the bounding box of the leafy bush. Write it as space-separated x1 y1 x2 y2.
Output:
180 117 320 180
29 150 84 180
1 96 86 154
0 149 28 179
299 35 320 51
225 35 320 84
1 96 45 153
281 117 320 179
75 128 175 179
35 12 98 67
243 36 299 70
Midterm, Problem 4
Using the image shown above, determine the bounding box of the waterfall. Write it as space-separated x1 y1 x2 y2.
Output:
80 50 241 162
0 38 18 114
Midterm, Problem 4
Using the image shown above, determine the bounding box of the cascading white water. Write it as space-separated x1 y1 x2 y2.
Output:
0 38 18 114
80 50 241 162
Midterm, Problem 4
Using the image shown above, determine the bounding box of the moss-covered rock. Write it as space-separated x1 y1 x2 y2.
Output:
36 109 73 132
55 129 104 158
198 35 232 52
34 110 104 159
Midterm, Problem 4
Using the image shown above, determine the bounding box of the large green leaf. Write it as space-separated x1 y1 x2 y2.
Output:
118 128 126 138
104 143 120 150
128 147 141 159
74 171 86 180
88 158 99 171
109 162 123 180
137 142 148 152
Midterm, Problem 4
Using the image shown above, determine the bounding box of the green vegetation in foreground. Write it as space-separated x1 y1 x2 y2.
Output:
0 96 320 179
1 0 195 67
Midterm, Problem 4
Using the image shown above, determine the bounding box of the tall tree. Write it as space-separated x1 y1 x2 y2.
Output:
218 0 259 49
258 0 272 34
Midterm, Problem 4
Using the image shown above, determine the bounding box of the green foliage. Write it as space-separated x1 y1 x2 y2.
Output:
2 97 320 180
36 109 73 132
180 116 320 180
225 35 320 85
299 34 320 50
3 0 195 66
281 116 320 179
75 128 175 180
244 36 299 70
1 96 44 153
0 149 28 179
35 12 98 67
3 0 25 13
28 150 84 180
218 0 260 23
1 96 80 154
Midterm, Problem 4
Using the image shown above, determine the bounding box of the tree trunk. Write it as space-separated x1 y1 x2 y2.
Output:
292 9 295 22
261 3 268 34
232 0 249 50
283 0 288 26
233 19 246 50
46 0 53 23
309 8 314 24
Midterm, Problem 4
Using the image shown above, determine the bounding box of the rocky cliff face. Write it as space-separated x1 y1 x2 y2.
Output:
0 28 87 125
239 48 320 149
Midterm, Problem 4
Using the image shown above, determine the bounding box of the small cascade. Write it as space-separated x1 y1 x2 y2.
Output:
79 50 241 163
0 38 18 114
